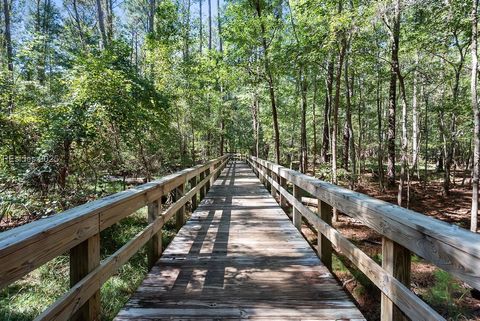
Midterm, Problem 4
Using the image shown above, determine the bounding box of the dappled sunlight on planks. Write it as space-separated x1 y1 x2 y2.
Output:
115 160 365 320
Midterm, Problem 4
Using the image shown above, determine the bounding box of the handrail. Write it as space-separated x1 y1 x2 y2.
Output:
0 155 230 321
247 155 480 321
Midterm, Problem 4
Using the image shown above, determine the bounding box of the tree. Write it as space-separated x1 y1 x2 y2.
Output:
471 0 479 232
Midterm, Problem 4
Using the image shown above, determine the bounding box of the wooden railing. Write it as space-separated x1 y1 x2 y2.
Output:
0 155 229 321
247 156 480 321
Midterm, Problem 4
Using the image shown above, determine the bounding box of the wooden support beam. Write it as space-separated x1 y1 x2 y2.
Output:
70 233 101 321
205 168 211 192
271 171 278 199
279 176 287 209
381 237 411 321
317 200 333 270
199 171 205 201
266 166 272 192
176 183 185 231
293 185 302 231
147 199 162 268
189 176 198 211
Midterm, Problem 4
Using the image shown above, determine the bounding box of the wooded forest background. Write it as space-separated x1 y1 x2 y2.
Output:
1 0 479 233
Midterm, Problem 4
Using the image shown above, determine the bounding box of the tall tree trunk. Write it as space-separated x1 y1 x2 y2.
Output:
254 0 280 163
96 0 107 48
72 0 85 46
332 37 347 185
148 0 156 33
397 73 409 206
217 0 222 52
199 0 203 53
343 49 352 172
208 0 212 50
322 58 334 163
251 93 260 157
386 0 400 188
412 54 420 177
344 56 356 188
300 68 308 173
105 0 113 41
3 0 13 113
376 72 384 191
312 75 318 176
471 0 479 232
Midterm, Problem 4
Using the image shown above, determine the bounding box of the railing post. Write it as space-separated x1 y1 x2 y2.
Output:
271 171 278 199
266 165 272 192
176 182 185 231
293 185 302 231
148 199 162 268
317 200 333 270
210 163 216 186
381 237 411 321
200 171 206 201
279 176 287 209
205 168 211 192
189 176 198 211
70 233 101 321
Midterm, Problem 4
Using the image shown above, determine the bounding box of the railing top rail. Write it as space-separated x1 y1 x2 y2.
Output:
0 155 228 289
249 155 480 290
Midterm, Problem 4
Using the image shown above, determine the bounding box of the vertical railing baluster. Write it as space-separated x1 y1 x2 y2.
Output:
317 200 333 270
293 185 302 231
381 237 411 321
70 233 101 321
148 199 163 268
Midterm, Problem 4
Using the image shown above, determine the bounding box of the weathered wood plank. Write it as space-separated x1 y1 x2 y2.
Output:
248 156 480 291
251 161 444 321
115 160 364 321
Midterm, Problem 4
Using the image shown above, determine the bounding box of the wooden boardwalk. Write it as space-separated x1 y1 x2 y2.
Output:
115 160 365 320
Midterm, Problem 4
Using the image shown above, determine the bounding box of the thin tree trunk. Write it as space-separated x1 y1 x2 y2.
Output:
321 58 334 163
376 62 384 191
254 0 280 164
3 0 13 113
312 75 318 176
471 0 479 232
208 0 212 50
96 0 107 48
199 0 203 53
300 67 308 173
412 54 420 178
332 37 347 185
386 0 400 188
217 0 222 52
149 0 156 33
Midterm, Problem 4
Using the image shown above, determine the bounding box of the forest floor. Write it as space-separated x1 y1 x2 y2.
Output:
300 171 480 321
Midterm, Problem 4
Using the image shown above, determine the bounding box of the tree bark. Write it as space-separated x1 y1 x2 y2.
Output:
471 0 479 232
386 0 400 188
312 75 318 176
332 37 347 185
149 0 156 33
217 0 223 52
208 0 212 50
254 0 280 164
300 67 308 173
3 0 13 113
199 0 203 53
96 0 107 48
321 58 334 163
412 54 419 178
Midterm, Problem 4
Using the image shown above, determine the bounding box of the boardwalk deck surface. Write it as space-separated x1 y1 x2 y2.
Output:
115 160 365 320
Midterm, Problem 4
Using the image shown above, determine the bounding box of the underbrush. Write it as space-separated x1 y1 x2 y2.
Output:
0 209 180 321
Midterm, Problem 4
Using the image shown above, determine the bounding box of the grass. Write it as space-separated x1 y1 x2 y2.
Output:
0 206 180 321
